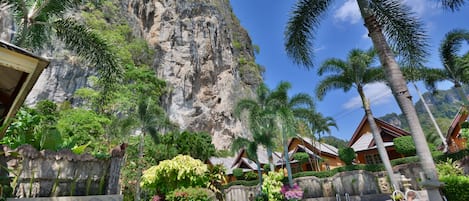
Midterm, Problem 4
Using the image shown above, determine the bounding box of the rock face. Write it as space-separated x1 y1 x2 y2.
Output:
21 0 260 149
122 0 260 149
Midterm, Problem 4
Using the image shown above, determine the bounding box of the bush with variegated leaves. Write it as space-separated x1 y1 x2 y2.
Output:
141 155 209 195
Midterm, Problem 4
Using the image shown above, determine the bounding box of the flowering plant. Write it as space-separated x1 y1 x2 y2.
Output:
280 183 304 201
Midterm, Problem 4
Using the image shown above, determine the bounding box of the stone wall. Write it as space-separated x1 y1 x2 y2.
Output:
224 163 428 201
0 145 123 198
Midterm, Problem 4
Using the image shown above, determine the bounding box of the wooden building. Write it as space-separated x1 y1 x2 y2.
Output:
0 41 49 136
348 116 410 165
287 136 343 172
446 107 469 153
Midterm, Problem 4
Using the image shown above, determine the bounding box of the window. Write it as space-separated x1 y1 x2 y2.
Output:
365 153 382 164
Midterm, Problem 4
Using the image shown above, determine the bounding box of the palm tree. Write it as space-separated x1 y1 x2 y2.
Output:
134 96 169 201
234 83 277 172
268 81 315 187
231 137 263 191
315 48 398 188
285 1 443 199
401 67 448 152
3 0 123 109
424 29 469 106
439 0 467 11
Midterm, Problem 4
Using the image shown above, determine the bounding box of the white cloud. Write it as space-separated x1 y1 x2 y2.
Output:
342 82 392 110
334 0 361 24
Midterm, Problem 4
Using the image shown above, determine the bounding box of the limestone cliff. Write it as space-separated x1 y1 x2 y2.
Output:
20 0 261 149
122 0 261 149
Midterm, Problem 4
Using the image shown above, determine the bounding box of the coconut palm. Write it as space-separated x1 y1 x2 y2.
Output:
315 48 399 188
230 137 263 191
268 81 315 187
439 0 467 11
424 29 469 106
285 1 443 199
234 83 277 172
134 96 170 201
2 0 123 109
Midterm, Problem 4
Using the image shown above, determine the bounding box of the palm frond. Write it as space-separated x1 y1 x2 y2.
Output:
289 93 315 109
285 0 332 67
318 58 348 76
53 18 123 104
231 137 251 153
439 29 469 75
315 75 351 100
234 99 259 118
35 0 81 20
440 0 467 11
370 0 429 66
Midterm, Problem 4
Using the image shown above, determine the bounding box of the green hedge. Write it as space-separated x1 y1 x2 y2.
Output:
222 179 259 189
440 175 469 201
390 156 419 166
166 187 215 201
434 149 469 162
292 164 384 179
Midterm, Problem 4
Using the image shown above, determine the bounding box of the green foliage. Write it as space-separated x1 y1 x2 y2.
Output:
293 152 309 164
3 107 41 149
338 147 356 165
436 159 464 177
232 40 243 50
393 136 416 156
222 180 259 189
390 156 419 166
232 168 244 180
244 171 258 181
141 155 209 195
159 131 216 161
292 164 384 179
206 165 227 201
57 108 111 152
440 175 469 201
166 187 215 201
261 171 284 201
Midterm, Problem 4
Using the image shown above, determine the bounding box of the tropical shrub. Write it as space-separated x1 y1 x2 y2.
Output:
440 175 469 201
338 147 356 165
141 155 209 195
244 171 258 181
166 187 215 201
293 152 309 165
393 136 416 156
261 171 284 201
436 159 464 178
232 168 244 180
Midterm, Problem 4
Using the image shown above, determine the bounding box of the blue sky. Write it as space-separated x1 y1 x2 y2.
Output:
230 1 469 141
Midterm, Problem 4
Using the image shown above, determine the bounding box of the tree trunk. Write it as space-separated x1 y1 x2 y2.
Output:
412 82 447 152
358 87 398 189
256 159 263 192
135 132 145 201
267 147 275 172
357 1 443 200
282 125 294 187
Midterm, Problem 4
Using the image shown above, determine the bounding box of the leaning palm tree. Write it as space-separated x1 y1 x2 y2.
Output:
134 96 169 201
285 1 443 199
268 81 315 187
3 0 123 109
235 83 277 172
315 48 398 188
424 29 469 106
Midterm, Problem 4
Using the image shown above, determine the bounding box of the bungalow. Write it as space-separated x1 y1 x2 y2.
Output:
446 107 469 153
0 40 49 136
287 136 343 172
348 115 410 165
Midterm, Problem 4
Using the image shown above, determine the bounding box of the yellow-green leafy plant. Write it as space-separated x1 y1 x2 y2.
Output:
261 171 284 201
141 155 209 196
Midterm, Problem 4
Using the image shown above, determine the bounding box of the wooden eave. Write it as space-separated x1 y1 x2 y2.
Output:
446 107 469 141
348 115 410 148
288 137 337 158
0 40 49 137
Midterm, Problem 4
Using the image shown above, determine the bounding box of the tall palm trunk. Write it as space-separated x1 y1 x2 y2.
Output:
412 82 447 152
358 1 443 200
267 148 275 171
281 125 294 187
135 132 145 201
358 87 398 188
256 159 263 191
